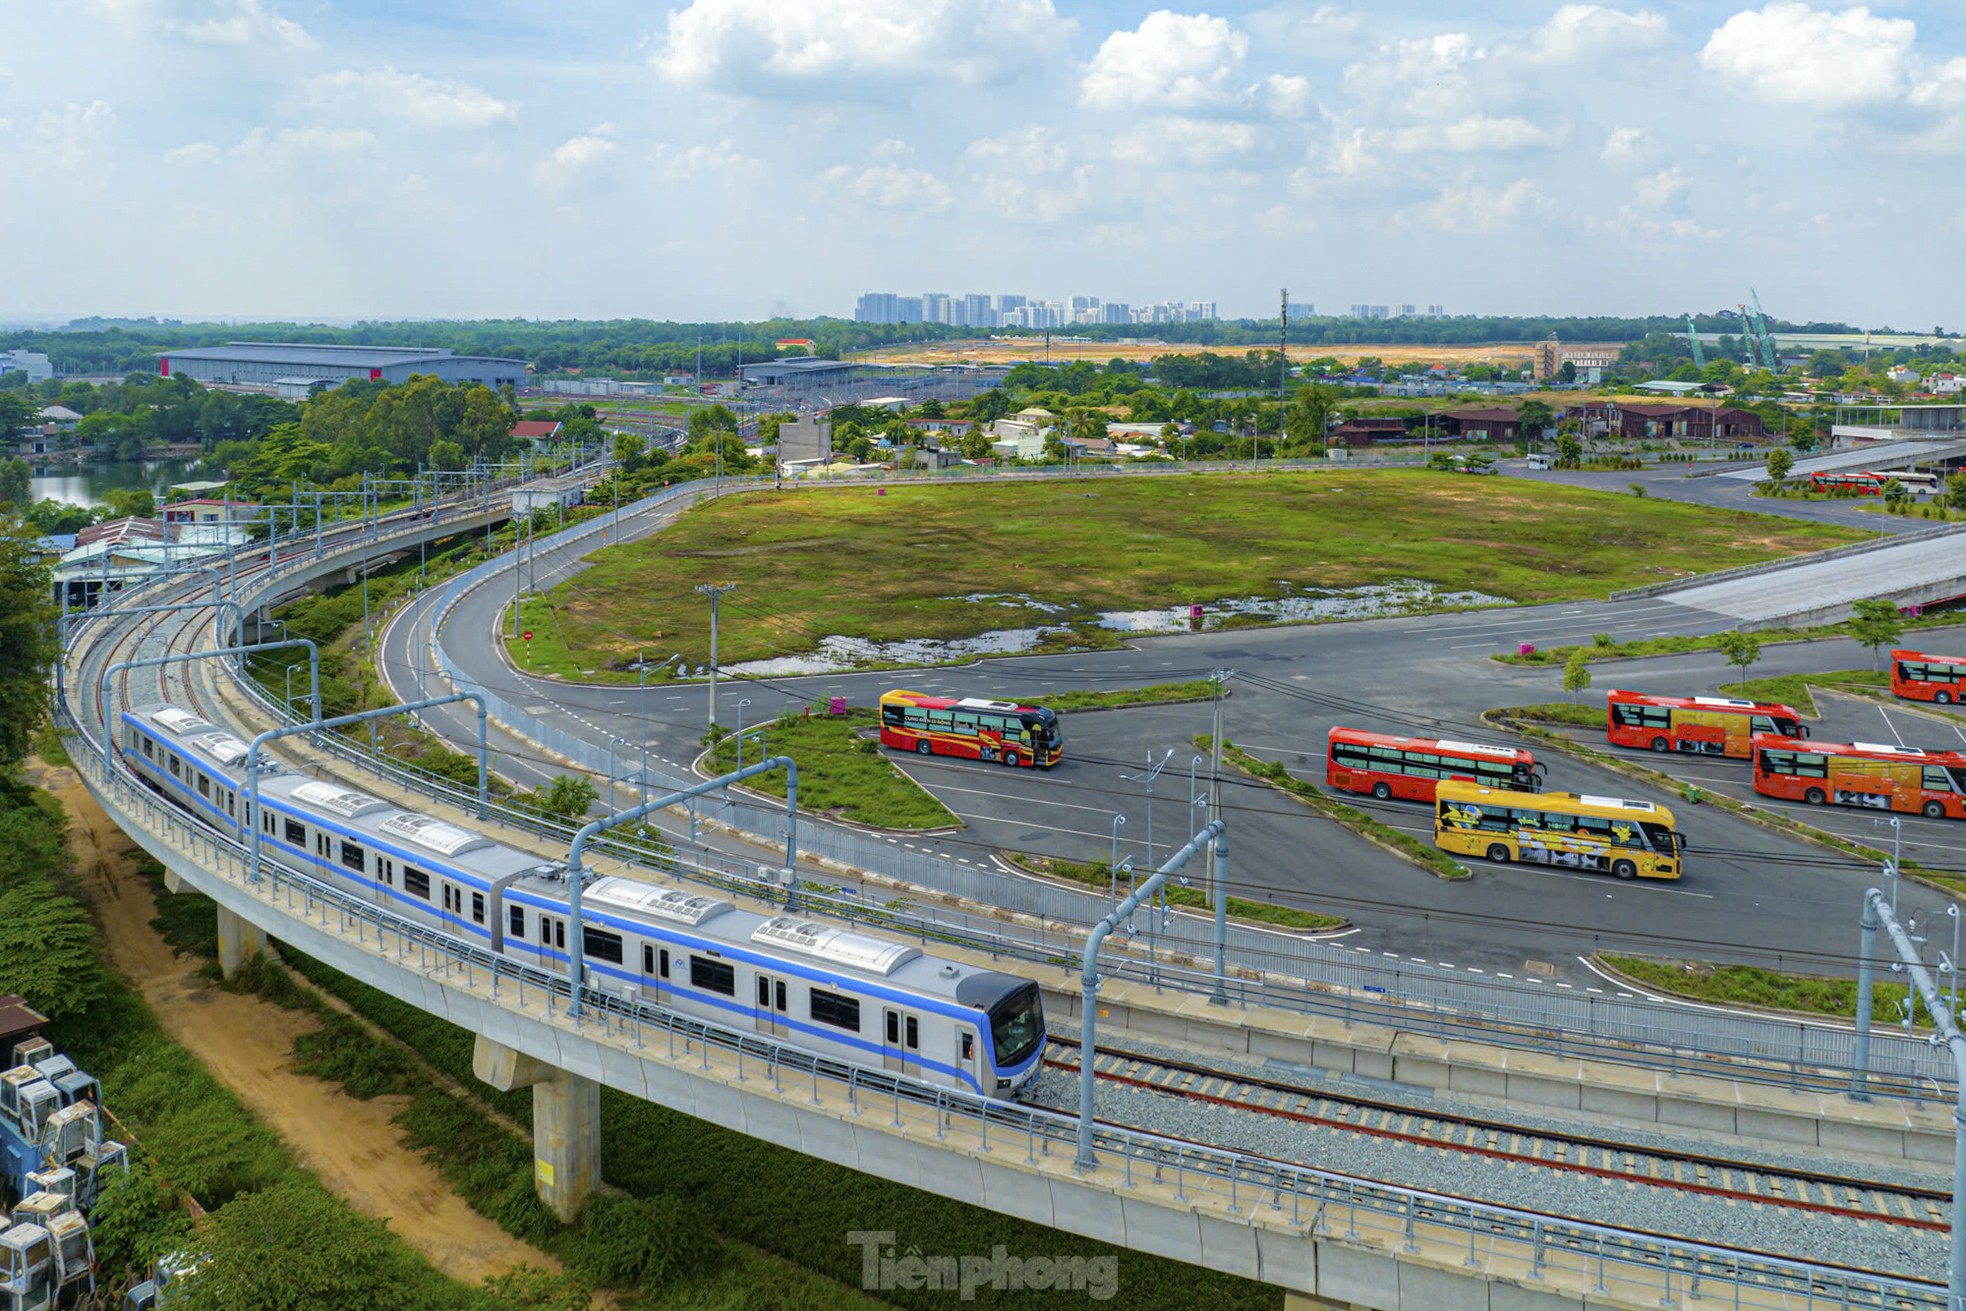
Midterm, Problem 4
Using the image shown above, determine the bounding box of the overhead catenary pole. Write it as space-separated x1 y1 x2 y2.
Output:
695 582 738 729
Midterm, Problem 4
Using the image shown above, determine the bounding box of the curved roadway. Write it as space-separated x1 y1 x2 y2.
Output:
381 462 1965 985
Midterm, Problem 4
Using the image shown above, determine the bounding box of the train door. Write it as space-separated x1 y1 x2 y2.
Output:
754 973 788 1037
439 882 465 934
882 1009 920 1077
959 1029 981 1091
641 944 671 1003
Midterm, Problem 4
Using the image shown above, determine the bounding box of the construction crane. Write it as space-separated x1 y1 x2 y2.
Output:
1683 316 1705 369
1749 288 1780 371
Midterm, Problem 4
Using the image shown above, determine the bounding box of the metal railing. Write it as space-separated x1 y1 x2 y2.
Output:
53 703 1951 1311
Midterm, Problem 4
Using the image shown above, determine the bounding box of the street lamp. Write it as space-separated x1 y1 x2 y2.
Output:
1120 749 1174 873
284 663 303 716
1875 816 1904 911
736 698 753 766
1109 814 1126 907
1188 754 1206 810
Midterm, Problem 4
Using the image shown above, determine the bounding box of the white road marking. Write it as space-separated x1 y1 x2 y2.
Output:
1879 705 1906 747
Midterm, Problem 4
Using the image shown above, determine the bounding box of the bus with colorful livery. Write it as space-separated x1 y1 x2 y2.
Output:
1751 735 1966 820
1892 650 1966 705
1605 690 1808 758
879 691 1061 768
1434 781 1683 881
1326 728 1543 802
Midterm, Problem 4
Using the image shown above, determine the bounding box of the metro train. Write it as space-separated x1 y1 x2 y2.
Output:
116 702 1047 1099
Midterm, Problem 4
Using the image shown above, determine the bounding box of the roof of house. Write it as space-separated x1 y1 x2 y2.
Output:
162 498 263 510
511 420 563 439
37 405 81 422
1440 407 1522 421
0 994 45 1045
1333 417 1409 429
77 517 169 548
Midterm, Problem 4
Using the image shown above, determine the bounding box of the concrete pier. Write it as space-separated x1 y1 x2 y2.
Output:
474 1034 601 1222
214 903 265 978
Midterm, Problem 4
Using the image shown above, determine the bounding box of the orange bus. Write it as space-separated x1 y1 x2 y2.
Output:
1751 734 1966 820
879 690 1061 768
1606 690 1807 758
1892 649 1966 706
1326 727 1542 803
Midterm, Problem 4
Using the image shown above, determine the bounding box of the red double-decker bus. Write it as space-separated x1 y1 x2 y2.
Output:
1892 649 1966 705
1606 690 1807 758
1326 727 1542 802
878 690 1061 768
1751 734 1966 819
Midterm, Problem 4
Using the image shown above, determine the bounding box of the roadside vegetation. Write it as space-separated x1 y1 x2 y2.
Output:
523 471 1865 672
1495 612 1963 667
1599 955 1917 1024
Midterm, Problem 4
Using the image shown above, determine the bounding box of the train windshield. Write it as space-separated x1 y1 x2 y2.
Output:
988 983 1045 1067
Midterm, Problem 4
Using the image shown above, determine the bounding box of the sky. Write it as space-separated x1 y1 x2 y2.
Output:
3 0 1965 325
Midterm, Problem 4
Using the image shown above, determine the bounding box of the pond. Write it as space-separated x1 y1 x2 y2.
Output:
27 457 204 508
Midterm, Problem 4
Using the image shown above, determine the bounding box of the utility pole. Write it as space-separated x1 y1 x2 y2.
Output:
1207 668 1234 830
695 583 738 729
1278 287 1288 461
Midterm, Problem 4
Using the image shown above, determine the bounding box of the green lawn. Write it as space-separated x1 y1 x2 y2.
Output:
1733 670 1892 716
520 471 1869 670
1601 955 1916 1023
706 710 959 830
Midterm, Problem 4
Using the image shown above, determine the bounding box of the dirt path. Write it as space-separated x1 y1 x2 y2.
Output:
39 761 562 1287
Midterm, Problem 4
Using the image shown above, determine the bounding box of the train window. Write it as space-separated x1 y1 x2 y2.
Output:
197 774 210 799
471 892 485 924
885 1012 898 1044
168 754 180 778
690 957 735 996
756 976 770 1007
906 1016 919 1050
809 989 861 1032
442 886 459 913
225 791 235 818
509 905 525 938
775 980 786 1011
316 832 331 857
340 841 366 872
141 736 153 759
643 945 655 975
380 859 394 887
583 927 623 964
284 818 305 845
659 948 670 979
403 867 431 899
961 1033 974 1061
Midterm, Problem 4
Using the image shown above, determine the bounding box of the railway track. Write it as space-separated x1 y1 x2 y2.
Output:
1045 1036 1950 1231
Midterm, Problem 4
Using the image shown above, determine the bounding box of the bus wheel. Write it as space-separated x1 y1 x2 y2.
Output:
1484 843 1510 864
1002 751 1020 768
1805 787 1826 805
1371 782 1392 801
1651 737 1669 753
1939 692 1954 705
1612 859 1638 880
1925 801 1947 819
917 740 932 755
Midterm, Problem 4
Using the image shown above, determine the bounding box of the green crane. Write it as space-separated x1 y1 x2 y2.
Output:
1684 316 1706 368
1749 288 1780 371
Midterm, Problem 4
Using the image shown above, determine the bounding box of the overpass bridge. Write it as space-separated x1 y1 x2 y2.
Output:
56 478 1958 1311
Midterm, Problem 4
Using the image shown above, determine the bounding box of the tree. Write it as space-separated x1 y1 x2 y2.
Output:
1949 471 1966 513
427 438 466 472
102 487 156 520
525 774 597 821
0 888 105 1020
1282 383 1336 451
611 431 647 473
1848 599 1905 669
1882 477 1910 513
0 456 28 508
1557 432 1583 466
1515 400 1554 450
959 428 992 460
0 524 56 765
1764 447 1793 488
1716 629 1761 691
1562 649 1593 703
172 1177 433 1311
0 392 33 440
686 404 739 443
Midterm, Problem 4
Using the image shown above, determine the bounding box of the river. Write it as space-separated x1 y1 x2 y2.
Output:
27 458 205 508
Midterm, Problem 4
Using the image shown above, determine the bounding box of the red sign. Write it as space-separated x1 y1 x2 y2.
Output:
159 358 170 376
523 631 533 641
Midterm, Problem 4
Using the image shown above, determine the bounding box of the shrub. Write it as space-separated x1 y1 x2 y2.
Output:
570 1194 718 1289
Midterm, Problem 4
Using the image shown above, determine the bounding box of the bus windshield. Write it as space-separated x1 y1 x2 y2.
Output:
988 984 1045 1067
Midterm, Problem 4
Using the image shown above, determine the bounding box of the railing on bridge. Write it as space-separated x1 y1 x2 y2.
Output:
55 696 1951 1311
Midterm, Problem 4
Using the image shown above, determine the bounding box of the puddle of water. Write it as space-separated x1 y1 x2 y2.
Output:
1097 580 1509 633
721 580 1509 675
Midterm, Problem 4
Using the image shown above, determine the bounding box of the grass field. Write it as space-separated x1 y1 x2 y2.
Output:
704 710 958 830
522 470 1869 671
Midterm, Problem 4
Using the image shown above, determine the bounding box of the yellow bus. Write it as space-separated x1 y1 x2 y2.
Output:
1434 780 1684 881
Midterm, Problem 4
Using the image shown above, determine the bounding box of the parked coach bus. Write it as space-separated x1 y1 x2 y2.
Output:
1434 780 1683 881
1892 650 1966 705
1751 734 1966 820
1605 690 1807 758
879 690 1061 768
1326 728 1542 802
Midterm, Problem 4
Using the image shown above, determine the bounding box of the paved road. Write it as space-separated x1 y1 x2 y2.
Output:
378 470 1966 986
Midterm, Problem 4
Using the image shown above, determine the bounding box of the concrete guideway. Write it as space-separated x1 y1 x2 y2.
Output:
1718 440 1966 484
1650 525 1966 626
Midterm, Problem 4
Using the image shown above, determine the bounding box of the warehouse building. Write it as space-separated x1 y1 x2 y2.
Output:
155 343 530 391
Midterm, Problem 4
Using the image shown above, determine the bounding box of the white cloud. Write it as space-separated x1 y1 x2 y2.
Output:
165 141 223 165
1343 32 1484 117
181 0 316 51
1601 126 1647 160
651 0 1069 93
651 139 755 180
1910 58 1966 113
1080 11 1250 110
819 160 952 211
551 135 615 168
36 100 114 168
969 124 1068 173
311 69 518 129
1418 178 1544 234
1527 5 1668 62
1111 116 1260 164
967 125 1089 223
1263 74 1314 119
1634 165 1690 208
1700 3 1914 108
236 126 375 156
1391 115 1560 153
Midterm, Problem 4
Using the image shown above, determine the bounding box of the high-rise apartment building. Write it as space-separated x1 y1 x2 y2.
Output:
962 294 996 329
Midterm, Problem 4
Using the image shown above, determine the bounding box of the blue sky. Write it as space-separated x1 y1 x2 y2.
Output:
4 0 1963 324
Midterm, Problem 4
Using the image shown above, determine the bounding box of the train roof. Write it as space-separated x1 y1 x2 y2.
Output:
130 702 284 776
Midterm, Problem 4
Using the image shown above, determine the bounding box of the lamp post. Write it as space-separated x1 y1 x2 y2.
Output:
736 698 753 767
1120 749 1174 873
1188 754 1206 810
1109 814 1126 907
1876 816 1904 911
284 663 302 715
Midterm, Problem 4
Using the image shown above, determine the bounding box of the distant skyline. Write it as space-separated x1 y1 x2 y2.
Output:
5 1 1965 326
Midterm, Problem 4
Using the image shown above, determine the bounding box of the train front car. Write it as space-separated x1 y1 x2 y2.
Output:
959 973 1046 1097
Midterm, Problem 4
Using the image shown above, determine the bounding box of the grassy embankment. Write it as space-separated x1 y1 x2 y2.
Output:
507 470 1868 678
1494 615 1963 667
1597 955 1920 1024
1205 738 1471 881
699 681 1219 830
